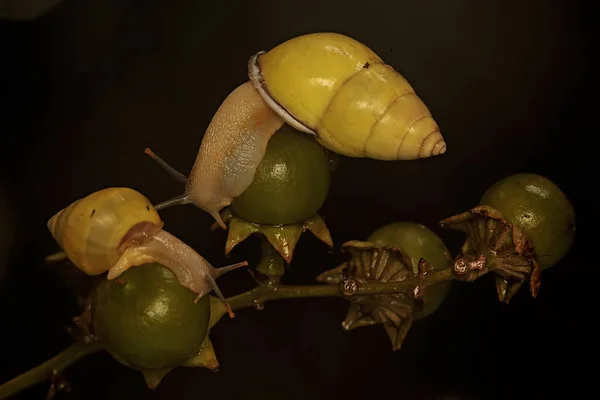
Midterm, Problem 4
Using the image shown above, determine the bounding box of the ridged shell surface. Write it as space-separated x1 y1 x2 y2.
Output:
47 188 163 275
249 32 446 160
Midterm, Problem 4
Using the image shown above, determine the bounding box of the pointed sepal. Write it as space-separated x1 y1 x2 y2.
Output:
216 207 333 265
182 337 219 371
141 367 173 390
304 214 334 248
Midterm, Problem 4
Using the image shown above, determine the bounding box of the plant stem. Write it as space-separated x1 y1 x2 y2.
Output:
228 267 455 310
0 267 457 399
255 235 285 284
0 338 104 400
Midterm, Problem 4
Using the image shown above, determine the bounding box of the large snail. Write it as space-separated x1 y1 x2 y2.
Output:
145 32 446 229
47 187 248 317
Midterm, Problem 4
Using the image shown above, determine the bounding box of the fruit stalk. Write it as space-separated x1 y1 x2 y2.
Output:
0 338 103 400
0 260 503 399
254 235 286 284
227 267 454 310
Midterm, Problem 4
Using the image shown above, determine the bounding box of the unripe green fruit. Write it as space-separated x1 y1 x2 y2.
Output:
92 263 211 370
479 173 576 270
231 124 331 225
368 222 452 320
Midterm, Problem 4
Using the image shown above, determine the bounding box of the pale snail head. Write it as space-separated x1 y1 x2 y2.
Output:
144 32 447 229
47 187 247 317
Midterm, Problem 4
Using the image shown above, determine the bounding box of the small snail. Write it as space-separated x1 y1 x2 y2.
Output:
146 32 446 229
47 187 248 317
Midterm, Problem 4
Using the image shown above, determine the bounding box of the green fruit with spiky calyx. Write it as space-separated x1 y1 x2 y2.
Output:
367 222 453 320
479 173 576 270
91 263 211 370
230 124 331 225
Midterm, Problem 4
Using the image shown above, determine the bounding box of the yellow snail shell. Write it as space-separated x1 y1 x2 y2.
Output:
146 32 446 229
248 32 447 160
47 187 247 317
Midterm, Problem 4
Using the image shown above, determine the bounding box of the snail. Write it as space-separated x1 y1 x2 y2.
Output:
47 187 248 317
145 32 446 229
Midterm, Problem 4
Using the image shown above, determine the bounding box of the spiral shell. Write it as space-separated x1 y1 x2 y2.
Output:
248 32 447 160
47 187 164 275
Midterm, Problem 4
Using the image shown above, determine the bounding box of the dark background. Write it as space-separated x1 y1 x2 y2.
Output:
0 0 590 399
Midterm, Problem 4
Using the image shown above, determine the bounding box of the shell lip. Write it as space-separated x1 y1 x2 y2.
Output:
118 220 164 253
47 213 59 238
248 51 316 136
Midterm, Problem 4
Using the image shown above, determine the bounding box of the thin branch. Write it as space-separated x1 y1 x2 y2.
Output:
0 338 104 400
0 267 457 399
228 268 455 310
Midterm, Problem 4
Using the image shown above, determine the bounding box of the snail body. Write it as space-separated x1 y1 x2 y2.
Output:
47 187 247 316
146 32 446 227
146 82 285 229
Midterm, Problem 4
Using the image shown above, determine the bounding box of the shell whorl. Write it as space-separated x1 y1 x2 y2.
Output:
248 32 446 161
47 188 164 275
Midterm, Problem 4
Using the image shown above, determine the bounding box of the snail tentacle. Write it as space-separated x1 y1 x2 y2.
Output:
197 271 241 318
144 148 188 184
154 194 191 211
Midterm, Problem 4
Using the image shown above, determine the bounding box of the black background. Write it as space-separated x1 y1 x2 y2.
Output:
0 0 590 399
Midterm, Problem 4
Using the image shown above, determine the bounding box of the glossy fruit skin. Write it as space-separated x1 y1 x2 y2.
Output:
479 173 576 270
367 222 452 320
230 124 331 225
91 263 211 370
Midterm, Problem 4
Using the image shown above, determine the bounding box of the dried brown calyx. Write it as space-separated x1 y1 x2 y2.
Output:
439 205 541 303
317 241 433 351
